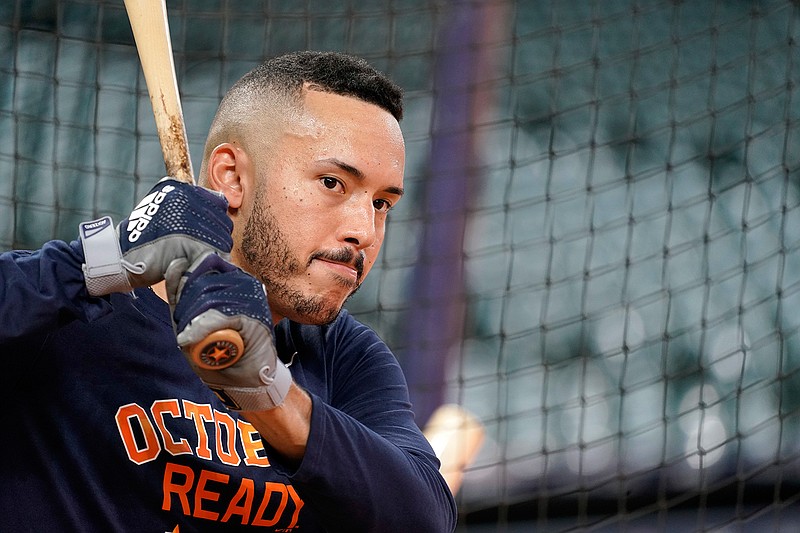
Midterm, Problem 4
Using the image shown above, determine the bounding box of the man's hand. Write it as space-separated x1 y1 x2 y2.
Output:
78 178 233 296
168 252 292 411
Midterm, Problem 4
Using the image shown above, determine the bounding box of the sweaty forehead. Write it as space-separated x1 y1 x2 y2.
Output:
300 88 404 145
267 89 403 177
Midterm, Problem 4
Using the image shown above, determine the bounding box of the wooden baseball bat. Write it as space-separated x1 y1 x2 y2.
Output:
123 0 192 184
124 0 243 370
423 404 485 495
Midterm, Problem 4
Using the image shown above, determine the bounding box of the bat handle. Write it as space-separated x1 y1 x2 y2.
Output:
190 329 245 370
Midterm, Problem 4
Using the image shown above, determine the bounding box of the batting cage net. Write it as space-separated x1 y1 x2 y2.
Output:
3 0 800 530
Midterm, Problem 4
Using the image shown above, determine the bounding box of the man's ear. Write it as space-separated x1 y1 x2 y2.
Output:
205 142 250 209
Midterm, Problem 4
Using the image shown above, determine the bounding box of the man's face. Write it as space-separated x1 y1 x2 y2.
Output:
235 89 405 325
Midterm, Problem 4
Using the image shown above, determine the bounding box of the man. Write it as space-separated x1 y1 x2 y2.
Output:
0 51 457 531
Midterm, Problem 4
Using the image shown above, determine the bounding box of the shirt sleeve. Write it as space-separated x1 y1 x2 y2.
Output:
0 239 113 344
272 315 458 532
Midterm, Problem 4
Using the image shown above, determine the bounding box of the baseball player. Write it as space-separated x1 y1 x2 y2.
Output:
0 51 457 532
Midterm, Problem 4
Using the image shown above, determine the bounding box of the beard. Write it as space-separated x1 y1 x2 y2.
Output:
239 191 363 325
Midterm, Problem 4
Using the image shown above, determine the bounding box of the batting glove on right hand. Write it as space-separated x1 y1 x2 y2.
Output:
168 252 292 412
78 177 233 296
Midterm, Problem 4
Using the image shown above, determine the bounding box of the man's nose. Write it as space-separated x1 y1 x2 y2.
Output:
339 196 377 249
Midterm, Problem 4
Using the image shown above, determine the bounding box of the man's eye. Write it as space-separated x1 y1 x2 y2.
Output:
321 176 341 190
374 199 392 213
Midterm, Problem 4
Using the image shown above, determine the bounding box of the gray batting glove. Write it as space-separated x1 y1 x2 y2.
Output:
78 178 233 296
168 252 292 411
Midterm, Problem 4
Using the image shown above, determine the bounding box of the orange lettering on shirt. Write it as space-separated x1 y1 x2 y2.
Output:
237 419 270 467
115 403 161 465
162 462 195 515
214 410 241 466
252 482 288 527
160 463 305 527
182 400 213 460
193 469 228 521
286 485 305 528
152 399 192 456
221 477 255 525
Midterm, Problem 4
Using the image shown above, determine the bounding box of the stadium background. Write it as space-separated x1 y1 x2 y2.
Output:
2 0 799 530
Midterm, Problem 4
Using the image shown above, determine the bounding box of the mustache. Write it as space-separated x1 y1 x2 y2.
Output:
309 248 365 279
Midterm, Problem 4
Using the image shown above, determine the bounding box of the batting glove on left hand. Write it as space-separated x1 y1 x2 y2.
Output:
168 252 292 412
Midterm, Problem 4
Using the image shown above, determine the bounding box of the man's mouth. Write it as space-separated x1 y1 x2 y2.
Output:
309 249 365 283
315 259 359 281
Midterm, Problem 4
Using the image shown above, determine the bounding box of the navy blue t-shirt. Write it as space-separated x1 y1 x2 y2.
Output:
0 240 456 531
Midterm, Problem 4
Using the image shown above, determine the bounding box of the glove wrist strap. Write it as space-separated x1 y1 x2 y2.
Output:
208 361 292 412
79 216 133 296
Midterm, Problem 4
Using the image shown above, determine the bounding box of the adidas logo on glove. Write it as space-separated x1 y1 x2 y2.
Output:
126 184 176 242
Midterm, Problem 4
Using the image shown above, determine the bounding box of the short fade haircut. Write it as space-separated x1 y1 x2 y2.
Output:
200 51 404 181
231 51 403 121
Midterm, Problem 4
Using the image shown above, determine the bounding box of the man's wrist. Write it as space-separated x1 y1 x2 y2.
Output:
79 216 133 296
206 361 292 411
